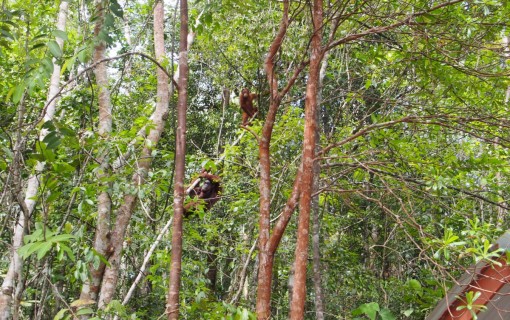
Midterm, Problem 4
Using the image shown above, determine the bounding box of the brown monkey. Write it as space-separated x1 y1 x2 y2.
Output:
239 88 258 126
184 170 222 216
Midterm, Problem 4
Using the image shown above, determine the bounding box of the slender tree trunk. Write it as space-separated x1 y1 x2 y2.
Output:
121 0 132 46
206 248 218 292
310 115 324 320
230 236 257 304
97 0 170 309
94 0 195 310
167 0 188 318
256 2 289 318
255 0 307 316
216 88 230 155
94 4 112 138
309 16 339 320
45 0 69 124
0 2 68 318
80 0 113 306
311 200 325 320
116 12 196 314
255 0 326 317
289 0 323 318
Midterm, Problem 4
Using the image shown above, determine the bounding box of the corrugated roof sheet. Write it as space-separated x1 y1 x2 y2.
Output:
427 231 510 320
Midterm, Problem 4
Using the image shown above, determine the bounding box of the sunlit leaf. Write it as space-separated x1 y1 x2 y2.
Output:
47 40 62 58
52 29 68 41
53 308 68 320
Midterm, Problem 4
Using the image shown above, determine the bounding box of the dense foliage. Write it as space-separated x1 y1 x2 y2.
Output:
1 0 509 319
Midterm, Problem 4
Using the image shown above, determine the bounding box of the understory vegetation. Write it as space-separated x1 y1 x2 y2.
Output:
1 0 509 319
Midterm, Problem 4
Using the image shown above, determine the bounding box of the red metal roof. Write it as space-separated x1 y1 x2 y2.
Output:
427 232 510 320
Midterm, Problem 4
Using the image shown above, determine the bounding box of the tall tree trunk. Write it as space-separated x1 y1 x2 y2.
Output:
167 0 188 318
255 0 310 316
289 0 323 318
80 0 113 306
0 1 68 318
256 2 289 318
116 12 197 313
310 60 327 320
0 102 27 320
309 16 339 320
97 0 171 309
5 22 32 320
311 200 325 320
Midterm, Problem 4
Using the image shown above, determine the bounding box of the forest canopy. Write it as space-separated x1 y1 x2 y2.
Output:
0 0 509 319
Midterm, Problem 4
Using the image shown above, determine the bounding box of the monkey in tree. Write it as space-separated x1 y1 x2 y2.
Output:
184 170 222 216
239 88 258 126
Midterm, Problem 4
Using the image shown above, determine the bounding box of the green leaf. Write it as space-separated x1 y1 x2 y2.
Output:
239 308 250 320
408 279 423 297
110 0 124 18
59 125 76 137
58 243 75 262
41 57 54 74
31 33 47 41
61 56 76 75
77 47 90 63
106 300 125 314
43 131 61 149
203 12 213 25
379 308 396 320
403 309 414 317
353 302 379 320
24 228 45 243
2 20 17 27
30 43 46 51
365 78 372 89
104 13 115 28
50 234 76 242
64 222 73 234
71 186 85 194
76 308 94 316
42 120 56 130
18 242 38 258
51 30 68 41
0 29 14 40
91 248 111 266
46 191 62 203
53 308 68 320
38 144 56 162
53 162 75 173
37 241 53 260
13 84 24 103
47 40 62 58
19 240 52 260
